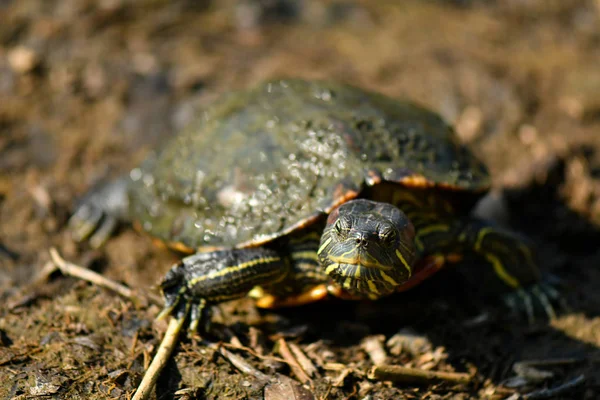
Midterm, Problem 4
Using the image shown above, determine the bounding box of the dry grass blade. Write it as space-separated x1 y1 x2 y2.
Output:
368 364 472 385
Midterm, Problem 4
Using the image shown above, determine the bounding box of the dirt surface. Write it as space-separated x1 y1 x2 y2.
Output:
2 0 600 399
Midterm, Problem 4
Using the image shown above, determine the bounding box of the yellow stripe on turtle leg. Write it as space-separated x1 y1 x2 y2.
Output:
475 227 521 289
482 253 520 288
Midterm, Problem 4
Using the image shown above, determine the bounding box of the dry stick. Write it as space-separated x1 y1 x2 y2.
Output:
216 346 271 383
275 338 312 384
288 342 318 378
48 247 162 306
30 260 58 285
222 342 289 365
131 316 187 400
50 248 135 300
368 365 472 385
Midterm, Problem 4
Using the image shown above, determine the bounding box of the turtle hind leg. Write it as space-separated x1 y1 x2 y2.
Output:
69 176 129 247
500 275 570 324
415 216 568 323
455 219 569 323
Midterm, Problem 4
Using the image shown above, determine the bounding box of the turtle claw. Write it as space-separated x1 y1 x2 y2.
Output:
159 262 212 333
188 299 212 333
502 279 568 324
68 177 128 246
89 215 119 249
69 204 105 242
159 263 187 320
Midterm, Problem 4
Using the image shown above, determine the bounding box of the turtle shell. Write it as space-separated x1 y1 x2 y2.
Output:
128 79 490 251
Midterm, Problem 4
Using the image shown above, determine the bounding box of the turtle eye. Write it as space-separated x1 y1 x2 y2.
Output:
334 220 343 234
379 229 397 246
333 217 350 237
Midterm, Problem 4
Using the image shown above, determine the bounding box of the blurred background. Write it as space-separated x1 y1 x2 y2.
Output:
1 0 600 398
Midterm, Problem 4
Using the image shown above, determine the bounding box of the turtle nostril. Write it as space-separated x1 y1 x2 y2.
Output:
355 235 368 247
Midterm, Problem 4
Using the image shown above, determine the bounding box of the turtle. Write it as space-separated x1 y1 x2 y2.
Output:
69 79 563 329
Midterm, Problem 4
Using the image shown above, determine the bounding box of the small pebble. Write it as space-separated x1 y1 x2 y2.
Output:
7 46 39 74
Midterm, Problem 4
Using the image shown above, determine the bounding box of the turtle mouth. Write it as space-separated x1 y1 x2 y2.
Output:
324 260 406 299
327 254 391 271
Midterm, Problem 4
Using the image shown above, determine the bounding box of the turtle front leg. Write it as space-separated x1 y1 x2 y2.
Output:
159 247 290 331
417 218 566 323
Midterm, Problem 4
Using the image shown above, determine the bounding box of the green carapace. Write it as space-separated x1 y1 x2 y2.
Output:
70 79 562 329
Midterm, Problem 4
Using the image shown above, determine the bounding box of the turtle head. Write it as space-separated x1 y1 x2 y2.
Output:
318 199 416 299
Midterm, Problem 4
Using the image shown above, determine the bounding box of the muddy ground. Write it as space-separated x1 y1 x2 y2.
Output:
1 0 600 399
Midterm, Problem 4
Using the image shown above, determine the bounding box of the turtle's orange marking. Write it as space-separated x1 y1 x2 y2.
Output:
327 187 360 212
395 252 463 292
327 285 365 300
133 220 198 254
151 238 169 250
255 284 329 308
446 253 463 263
396 255 445 292
399 175 435 188
365 169 383 186
167 241 196 254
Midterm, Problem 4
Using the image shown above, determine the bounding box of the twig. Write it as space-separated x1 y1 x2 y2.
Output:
322 363 346 371
361 335 387 365
367 364 472 385
221 342 288 365
217 345 271 383
289 342 318 378
131 316 187 400
32 260 58 284
524 374 585 399
332 368 352 387
320 383 333 400
275 338 312 384
49 247 161 306
50 248 134 299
